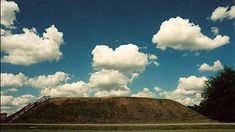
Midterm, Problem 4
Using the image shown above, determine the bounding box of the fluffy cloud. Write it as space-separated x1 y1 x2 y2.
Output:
148 54 158 60
1 28 11 36
1 25 64 65
1 93 36 114
90 44 158 97
199 60 224 72
11 94 36 106
210 5 235 21
89 69 128 91
131 88 155 98
1 72 70 90
157 76 208 106
148 54 159 67
92 44 156 72
211 27 219 35
152 17 230 51
88 69 131 97
0 0 19 28
174 76 207 95
40 81 88 97
1 93 14 106
130 73 140 82
154 87 162 92
94 88 131 97
28 72 70 89
1 71 77 98
1 72 28 88
1 71 89 102
1 0 64 65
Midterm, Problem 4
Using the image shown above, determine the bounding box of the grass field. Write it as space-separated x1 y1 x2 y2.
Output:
1 123 235 132
1 129 235 132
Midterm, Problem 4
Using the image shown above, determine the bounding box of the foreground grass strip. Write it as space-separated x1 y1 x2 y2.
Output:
1 123 235 130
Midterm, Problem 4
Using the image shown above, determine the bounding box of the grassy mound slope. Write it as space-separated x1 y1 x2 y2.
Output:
15 97 210 123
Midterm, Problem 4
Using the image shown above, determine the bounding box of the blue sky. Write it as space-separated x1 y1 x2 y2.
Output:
1 0 235 113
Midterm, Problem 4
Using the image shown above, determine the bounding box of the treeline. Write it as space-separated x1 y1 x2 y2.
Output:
189 67 235 122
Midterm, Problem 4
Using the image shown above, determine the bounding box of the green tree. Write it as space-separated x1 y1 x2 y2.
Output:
200 67 235 122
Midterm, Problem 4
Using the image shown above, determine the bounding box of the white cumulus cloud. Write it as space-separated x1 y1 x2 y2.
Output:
92 44 154 72
88 69 131 97
0 71 90 113
148 54 158 60
1 93 36 114
40 81 89 97
131 88 155 98
1 93 14 106
152 17 230 51
1 0 64 65
156 76 208 106
94 88 131 97
90 44 159 97
210 5 235 21
1 25 64 65
199 60 224 72
11 94 36 106
1 72 71 90
0 0 19 28
211 27 219 35
1 72 28 88
28 72 70 89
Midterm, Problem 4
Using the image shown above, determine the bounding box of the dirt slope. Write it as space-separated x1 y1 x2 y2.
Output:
15 97 210 123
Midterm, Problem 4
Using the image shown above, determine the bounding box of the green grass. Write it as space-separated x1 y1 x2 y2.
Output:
1 129 235 132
